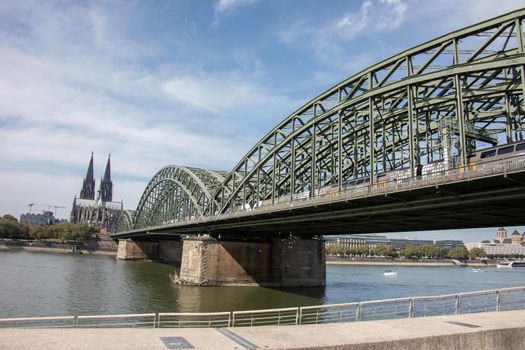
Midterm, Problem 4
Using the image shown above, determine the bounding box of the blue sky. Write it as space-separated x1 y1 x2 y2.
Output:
0 0 524 242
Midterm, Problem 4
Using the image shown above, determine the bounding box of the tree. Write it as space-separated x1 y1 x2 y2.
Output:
481 240 491 244
27 222 87 243
447 246 469 260
356 245 370 256
400 245 417 259
0 215 28 239
372 244 397 258
469 247 487 259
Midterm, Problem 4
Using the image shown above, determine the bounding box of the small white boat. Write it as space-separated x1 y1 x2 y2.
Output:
383 270 397 276
451 259 467 266
497 261 525 268
471 268 482 273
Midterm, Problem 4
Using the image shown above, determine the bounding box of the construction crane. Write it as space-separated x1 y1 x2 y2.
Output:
26 203 66 216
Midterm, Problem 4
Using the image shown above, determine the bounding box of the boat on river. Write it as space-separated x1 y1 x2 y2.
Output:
383 270 397 276
496 261 525 268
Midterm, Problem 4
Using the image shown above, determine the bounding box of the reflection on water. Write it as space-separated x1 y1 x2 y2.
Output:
1 250 525 318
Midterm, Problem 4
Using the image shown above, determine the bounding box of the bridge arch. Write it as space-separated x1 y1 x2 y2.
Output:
115 210 135 233
131 166 227 230
211 9 525 214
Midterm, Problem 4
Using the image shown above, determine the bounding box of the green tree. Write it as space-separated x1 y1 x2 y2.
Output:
469 247 487 259
447 246 469 260
27 222 87 243
400 245 417 259
372 244 397 258
0 215 28 239
354 245 369 257
481 240 491 244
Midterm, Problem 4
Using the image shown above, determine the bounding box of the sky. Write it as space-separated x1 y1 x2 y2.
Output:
0 0 524 243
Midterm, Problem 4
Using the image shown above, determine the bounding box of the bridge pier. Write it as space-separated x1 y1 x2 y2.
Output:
116 239 182 264
177 236 325 287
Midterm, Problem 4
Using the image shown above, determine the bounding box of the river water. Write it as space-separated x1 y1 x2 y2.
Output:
1 250 525 318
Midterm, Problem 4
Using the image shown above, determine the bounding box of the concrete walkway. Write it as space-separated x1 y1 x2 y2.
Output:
1 310 524 349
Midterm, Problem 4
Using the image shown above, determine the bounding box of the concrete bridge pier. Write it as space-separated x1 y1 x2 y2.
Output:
177 236 326 287
116 239 182 264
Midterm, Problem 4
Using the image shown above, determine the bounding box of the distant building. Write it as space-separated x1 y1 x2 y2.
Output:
466 227 525 257
496 227 507 240
389 238 434 250
19 211 64 229
325 235 461 251
488 227 524 245
324 234 391 250
70 153 123 230
465 242 525 257
435 240 465 249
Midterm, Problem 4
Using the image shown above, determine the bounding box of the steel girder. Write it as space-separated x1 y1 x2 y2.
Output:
210 9 525 215
115 9 525 234
115 210 135 233
131 166 227 230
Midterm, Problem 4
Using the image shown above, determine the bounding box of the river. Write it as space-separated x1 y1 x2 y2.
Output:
1 250 525 318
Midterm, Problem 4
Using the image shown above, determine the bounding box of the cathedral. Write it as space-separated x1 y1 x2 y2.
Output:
70 153 123 230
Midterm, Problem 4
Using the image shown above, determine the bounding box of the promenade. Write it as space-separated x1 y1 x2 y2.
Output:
1 309 524 349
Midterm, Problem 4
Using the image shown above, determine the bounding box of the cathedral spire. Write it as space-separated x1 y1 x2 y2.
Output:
80 152 96 200
100 154 113 202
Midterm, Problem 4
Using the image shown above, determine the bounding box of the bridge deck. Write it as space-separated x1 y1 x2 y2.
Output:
114 156 525 239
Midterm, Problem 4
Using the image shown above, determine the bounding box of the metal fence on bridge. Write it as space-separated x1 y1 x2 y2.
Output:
1 286 524 329
133 154 525 231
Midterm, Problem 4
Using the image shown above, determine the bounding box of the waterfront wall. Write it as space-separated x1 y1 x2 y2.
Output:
0 240 116 256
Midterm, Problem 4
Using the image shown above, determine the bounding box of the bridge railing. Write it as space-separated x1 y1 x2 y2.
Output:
116 153 525 234
1 286 524 329
229 153 525 217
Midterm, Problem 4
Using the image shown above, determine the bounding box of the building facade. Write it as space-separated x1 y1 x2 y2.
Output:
466 227 525 257
70 153 123 230
19 211 64 229
324 235 452 251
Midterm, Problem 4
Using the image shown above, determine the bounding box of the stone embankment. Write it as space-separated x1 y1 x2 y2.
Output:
0 239 117 257
326 256 493 267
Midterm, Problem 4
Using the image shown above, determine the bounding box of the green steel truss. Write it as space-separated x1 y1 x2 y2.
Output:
115 210 135 233
117 9 525 233
131 166 227 230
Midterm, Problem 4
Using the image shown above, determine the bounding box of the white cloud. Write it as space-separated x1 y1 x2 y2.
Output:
212 0 259 25
276 0 408 72
214 0 259 15
162 71 296 120
0 1 295 219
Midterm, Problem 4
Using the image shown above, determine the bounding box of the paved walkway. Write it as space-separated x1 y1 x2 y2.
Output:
0 310 524 349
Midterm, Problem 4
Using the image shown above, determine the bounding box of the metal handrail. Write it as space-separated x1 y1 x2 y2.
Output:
1 286 524 329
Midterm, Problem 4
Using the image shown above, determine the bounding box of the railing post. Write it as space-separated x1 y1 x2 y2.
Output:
496 291 501 312
408 298 414 318
296 307 300 325
356 303 362 322
455 294 460 315
228 312 232 328
73 315 78 328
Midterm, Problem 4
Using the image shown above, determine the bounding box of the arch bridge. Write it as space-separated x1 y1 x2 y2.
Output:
113 10 525 286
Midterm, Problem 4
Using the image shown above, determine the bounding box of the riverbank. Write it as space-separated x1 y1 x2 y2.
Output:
0 241 116 257
326 257 493 267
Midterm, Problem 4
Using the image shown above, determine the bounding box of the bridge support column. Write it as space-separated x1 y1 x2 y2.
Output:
117 239 158 260
178 236 325 286
117 239 183 263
